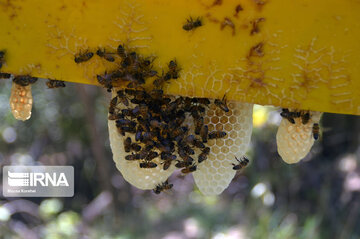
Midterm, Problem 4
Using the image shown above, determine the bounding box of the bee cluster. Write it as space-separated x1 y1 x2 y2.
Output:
111 89 231 194
85 44 231 194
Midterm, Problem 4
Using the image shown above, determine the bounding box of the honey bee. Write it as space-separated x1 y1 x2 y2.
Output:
185 135 204 148
117 44 126 58
153 180 173 194
0 72 11 79
13 75 38 86
153 71 171 88
180 154 195 163
208 131 227 139
193 139 205 149
214 94 229 112
117 125 136 136
125 153 141 161
124 137 132 152
143 70 158 78
132 104 149 118
162 159 172 170
175 160 192 168
198 147 210 163
108 113 122 120
183 17 203 31
74 50 94 63
145 151 159 161
110 69 125 80
131 143 142 152
0 50 5 69
117 90 129 106
96 48 115 62
200 125 208 143
116 119 136 128
97 73 113 92
301 111 310 125
135 130 143 142
108 97 118 115
232 156 249 170
312 123 320 140
170 126 188 138
167 60 180 79
177 140 195 155
193 97 210 105
195 116 204 135
190 105 203 119
181 164 197 174
280 108 300 124
161 152 176 161
121 109 134 118
185 135 196 144
139 161 157 168
46 79 66 88
137 149 150 160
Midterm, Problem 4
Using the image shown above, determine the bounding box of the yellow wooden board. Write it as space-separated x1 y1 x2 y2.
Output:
0 0 359 115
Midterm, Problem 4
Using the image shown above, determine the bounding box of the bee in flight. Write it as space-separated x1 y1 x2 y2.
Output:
153 180 173 194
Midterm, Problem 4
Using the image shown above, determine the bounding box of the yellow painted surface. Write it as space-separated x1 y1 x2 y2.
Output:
0 0 359 115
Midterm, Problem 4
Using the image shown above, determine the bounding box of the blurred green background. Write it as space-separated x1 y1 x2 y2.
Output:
0 81 359 239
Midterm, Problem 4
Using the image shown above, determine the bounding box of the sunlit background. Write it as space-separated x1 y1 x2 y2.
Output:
0 81 359 239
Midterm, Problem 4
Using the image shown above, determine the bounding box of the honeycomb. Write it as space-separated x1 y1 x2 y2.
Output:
193 101 253 195
108 119 176 190
9 83 33 121
108 90 253 195
276 111 322 164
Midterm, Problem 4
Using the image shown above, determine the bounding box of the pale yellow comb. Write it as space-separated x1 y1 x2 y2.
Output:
10 82 33 121
276 111 322 164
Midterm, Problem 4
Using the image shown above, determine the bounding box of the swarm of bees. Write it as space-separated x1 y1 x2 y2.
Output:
85 43 236 194
280 108 320 140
